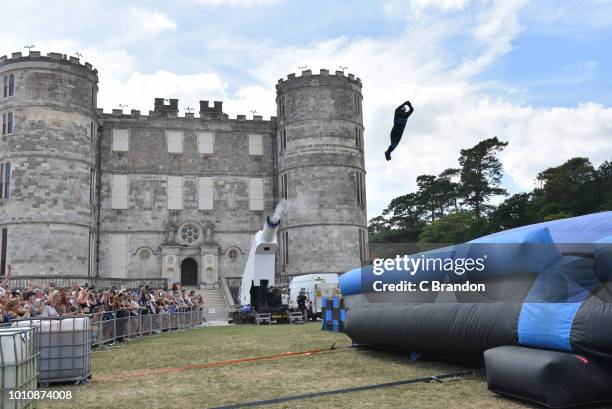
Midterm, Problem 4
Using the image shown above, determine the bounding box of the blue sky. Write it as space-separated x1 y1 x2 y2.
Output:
1 0 611 216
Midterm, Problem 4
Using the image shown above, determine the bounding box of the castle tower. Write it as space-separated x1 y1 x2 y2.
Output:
276 69 368 278
0 52 99 276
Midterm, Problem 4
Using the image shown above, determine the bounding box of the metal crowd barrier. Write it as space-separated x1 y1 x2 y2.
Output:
11 318 92 386
90 308 205 349
0 326 38 409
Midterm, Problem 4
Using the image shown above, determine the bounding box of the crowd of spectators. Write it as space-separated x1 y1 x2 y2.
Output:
0 265 203 323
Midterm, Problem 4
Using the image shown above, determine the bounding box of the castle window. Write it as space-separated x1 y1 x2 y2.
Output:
0 228 7 276
3 74 14 97
356 171 365 207
88 231 95 276
0 162 11 200
280 173 288 200
228 248 239 261
138 248 151 260
2 112 13 135
198 132 214 154
111 174 128 209
110 234 128 278
167 130 183 153
355 127 359 147
198 177 214 210
90 169 96 205
282 129 287 151
358 229 368 262
248 134 263 155
167 176 183 210
112 129 129 152
90 122 95 143
249 178 264 210
280 97 285 117
282 231 289 265
179 223 201 245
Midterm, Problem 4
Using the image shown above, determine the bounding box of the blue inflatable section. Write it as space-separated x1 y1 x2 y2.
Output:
340 212 612 353
480 211 612 243
339 266 364 296
340 212 612 296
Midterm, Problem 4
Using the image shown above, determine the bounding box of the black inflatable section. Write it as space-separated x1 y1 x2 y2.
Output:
346 303 522 365
485 346 612 408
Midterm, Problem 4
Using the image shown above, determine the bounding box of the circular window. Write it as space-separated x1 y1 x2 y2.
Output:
228 248 239 261
139 248 151 260
179 223 201 245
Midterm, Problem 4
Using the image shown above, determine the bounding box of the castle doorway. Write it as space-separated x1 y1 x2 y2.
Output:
180 258 198 286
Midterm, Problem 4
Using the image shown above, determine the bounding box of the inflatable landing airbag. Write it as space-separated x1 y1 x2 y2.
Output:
485 346 612 408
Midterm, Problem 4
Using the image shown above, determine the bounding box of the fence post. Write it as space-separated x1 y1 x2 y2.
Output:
112 314 117 345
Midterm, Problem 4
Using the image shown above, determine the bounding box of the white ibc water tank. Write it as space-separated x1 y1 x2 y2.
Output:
0 327 37 409
13 318 91 384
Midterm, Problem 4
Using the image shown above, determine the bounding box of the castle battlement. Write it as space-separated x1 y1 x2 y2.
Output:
0 51 98 77
276 68 361 89
96 105 274 123
96 97 275 122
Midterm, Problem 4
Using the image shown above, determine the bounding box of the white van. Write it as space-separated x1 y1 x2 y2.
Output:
289 273 339 319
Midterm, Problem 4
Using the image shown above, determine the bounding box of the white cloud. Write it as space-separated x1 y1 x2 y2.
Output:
454 0 528 78
125 8 177 36
98 70 226 114
412 0 471 12
192 0 280 6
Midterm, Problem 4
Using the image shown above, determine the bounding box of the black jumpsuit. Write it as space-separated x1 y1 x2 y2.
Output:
385 100 414 161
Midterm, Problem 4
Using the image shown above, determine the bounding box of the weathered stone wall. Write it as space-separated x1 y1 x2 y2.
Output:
0 52 368 284
276 70 368 277
0 52 98 276
98 111 276 280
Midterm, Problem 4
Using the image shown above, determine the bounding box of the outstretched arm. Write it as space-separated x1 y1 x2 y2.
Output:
402 100 414 114
395 100 414 116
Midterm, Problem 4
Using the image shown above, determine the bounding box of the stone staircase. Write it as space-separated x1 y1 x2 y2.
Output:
198 287 230 323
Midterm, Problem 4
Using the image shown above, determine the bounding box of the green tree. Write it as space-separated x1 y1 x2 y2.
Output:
416 175 439 222
438 168 461 212
532 157 599 219
418 211 489 244
368 215 389 235
543 211 573 222
458 137 508 218
489 193 537 231
382 193 425 229
597 160 612 211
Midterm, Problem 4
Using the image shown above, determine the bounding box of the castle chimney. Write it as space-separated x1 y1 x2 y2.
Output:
153 97 179 116
154 98 165 110
213 101 223 113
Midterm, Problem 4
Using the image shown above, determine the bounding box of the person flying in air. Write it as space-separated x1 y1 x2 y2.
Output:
385 100 414 161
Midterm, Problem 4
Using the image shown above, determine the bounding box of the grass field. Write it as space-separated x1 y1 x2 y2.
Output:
41 323 532 409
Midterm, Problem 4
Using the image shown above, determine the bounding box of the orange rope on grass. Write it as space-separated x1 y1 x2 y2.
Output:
94 345 345 382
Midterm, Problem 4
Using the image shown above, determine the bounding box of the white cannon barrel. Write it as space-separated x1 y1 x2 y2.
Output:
239 214 281 306
260 215 281 243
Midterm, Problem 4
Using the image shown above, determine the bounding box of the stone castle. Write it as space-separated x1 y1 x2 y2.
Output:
0 51 368 292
